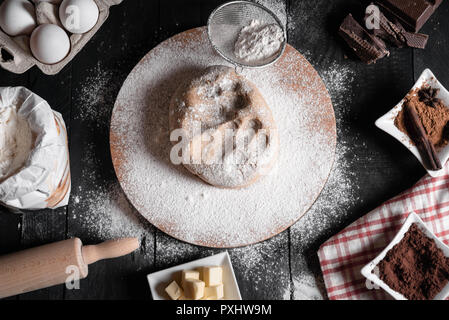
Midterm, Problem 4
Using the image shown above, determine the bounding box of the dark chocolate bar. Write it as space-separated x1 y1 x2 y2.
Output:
339 14 389 64
377 0 443 32
364 5 429 49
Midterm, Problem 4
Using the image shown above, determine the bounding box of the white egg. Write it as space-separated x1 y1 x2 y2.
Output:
59 0 99 34
30 24 71 64
0 0 37 36
33 0 62 3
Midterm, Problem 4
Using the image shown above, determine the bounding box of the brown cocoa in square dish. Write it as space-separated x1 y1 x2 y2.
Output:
376 223 449 300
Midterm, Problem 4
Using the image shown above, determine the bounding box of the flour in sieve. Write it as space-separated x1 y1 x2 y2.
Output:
255 0 287 27
234 19 285 64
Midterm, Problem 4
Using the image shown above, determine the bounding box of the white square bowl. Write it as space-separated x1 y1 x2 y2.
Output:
361 212 449 300
147 251 242 300
375 69 449 177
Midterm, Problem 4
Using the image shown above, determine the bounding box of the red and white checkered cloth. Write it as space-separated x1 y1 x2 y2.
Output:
318 166 449 300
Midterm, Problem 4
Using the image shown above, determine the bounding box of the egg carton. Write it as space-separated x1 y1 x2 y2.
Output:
0 0 123 75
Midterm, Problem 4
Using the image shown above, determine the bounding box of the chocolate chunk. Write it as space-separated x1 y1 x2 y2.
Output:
402 31 428 49
339 14 389 64
364 4 428 49
377 0 443 32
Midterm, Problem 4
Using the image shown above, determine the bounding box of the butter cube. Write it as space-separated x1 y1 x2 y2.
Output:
183 279 205 300
182 269 200 285
203 284 224 300
195 267 204 280
203 266 223 286
165 281 183 300
183 269 200 280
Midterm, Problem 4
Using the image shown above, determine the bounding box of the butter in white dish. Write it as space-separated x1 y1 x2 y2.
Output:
165 266 223 300
147 252 241 300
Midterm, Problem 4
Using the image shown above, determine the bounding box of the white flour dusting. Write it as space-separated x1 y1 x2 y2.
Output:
69 64 153 242
234 19 285 64
230 235 291 299
110 28 336 247
286 3 328 46
290 60 359 300
74 63 116 126
71 141 153 241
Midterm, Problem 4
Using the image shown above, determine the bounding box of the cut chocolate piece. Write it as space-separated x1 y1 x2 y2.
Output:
364 4 428 49
339 14 389 64
377 0 442 32
402 31 428 49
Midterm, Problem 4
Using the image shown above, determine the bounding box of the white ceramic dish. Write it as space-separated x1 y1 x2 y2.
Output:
147 251 242 300
361 212 449 300
375 69 449 177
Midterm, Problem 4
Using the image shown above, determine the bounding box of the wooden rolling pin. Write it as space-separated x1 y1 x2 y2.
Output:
0 237 139 298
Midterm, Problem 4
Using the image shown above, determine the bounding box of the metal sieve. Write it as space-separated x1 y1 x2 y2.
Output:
207 1 287 69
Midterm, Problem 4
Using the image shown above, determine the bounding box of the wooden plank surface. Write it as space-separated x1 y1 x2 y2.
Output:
0 0 448 300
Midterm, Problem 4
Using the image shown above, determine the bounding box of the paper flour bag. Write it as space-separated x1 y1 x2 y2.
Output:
0 86 70 210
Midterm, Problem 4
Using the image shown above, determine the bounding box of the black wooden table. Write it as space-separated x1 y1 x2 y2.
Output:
1 0 448 300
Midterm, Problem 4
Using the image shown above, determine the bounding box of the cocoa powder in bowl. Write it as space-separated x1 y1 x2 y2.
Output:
376 223 449 300
395 86 449 149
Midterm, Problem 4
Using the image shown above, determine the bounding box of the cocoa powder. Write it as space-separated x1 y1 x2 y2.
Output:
395 87 449 149
377 223 449 300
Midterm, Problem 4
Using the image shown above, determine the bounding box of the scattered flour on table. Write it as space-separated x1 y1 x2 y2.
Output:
290 60 360 300
286 2 329 45
230 235 291 299
74 62 119 127
73 183 141 239
70 142 153 241
70 64 153 242
291 142 359 299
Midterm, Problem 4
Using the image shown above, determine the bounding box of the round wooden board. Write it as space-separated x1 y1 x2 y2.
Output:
110 27 336 248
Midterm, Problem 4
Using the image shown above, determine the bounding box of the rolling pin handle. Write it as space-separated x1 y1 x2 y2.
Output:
82 238 140 265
